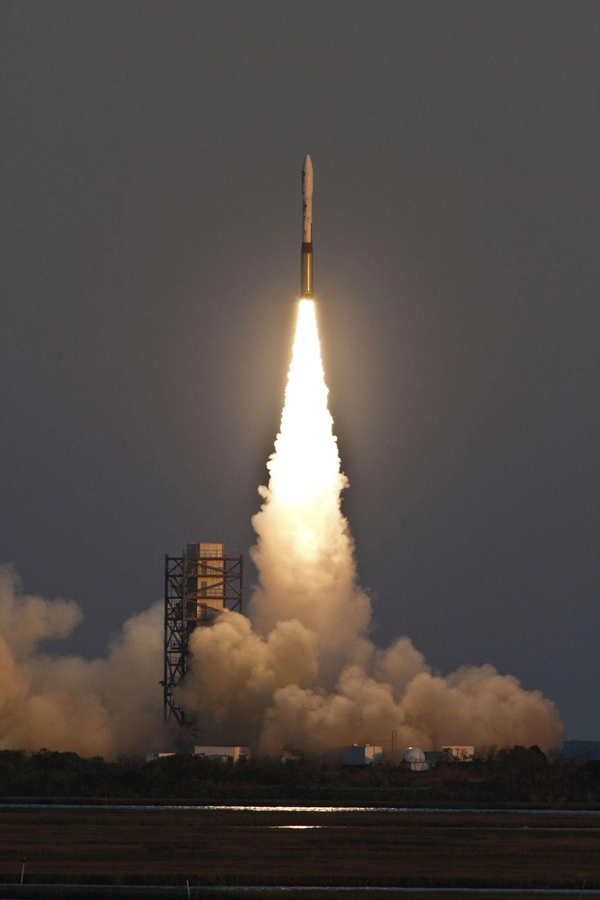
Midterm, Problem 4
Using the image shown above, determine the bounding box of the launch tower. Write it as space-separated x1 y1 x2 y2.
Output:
163 542 243 733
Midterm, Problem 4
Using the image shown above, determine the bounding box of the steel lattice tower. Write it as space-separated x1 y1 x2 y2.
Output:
163 542 243 738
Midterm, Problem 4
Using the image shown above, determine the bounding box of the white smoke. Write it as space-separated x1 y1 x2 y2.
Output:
180 301 564 755
0 566 164 757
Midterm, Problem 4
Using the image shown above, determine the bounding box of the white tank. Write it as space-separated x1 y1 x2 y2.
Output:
403 746 429 771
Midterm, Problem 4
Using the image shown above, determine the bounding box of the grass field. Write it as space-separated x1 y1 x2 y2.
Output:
1 808 599 891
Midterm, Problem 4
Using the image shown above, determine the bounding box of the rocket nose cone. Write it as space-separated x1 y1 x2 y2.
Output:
302 155 313 197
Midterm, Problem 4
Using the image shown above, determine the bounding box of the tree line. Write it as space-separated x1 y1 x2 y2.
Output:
0 745 598 805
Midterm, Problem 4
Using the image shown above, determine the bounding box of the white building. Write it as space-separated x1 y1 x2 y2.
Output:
342 744 383 766
194 745 251 765
402 747 429 771
146 752 175 762
442 745 475 762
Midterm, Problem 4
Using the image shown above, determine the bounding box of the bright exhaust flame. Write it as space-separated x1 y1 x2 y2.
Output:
269 300 341 506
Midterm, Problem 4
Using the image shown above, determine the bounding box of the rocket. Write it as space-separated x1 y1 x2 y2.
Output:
301 155 313 299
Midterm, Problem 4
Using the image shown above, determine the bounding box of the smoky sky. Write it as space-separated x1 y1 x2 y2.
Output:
1 1 598 739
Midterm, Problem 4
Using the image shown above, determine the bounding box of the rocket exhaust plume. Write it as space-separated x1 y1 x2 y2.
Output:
0 156 563 758
250 298 370 647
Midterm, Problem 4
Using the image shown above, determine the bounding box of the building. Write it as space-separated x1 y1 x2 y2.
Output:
402 747 429 771
342 744 383 766
146 752 175 762
442 745 475 762
194 745 250 765
424 750 443 766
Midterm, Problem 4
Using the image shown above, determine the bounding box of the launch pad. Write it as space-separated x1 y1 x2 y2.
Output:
163 542 243 734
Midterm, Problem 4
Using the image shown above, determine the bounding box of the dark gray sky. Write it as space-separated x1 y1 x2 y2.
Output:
1 1 598 738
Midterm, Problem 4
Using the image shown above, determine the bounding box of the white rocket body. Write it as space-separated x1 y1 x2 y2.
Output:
301 155 313 298
302 154 313 243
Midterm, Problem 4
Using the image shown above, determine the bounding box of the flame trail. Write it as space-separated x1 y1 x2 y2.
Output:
269 300 342 507
249 300 371 647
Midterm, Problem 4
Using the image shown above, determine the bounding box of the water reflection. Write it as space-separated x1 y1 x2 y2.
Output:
2 803 600 814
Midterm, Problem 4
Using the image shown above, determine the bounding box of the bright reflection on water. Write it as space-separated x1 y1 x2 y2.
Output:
2 803 600 814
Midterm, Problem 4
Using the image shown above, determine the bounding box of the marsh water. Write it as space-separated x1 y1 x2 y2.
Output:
3 804 600 814
2 805 599 899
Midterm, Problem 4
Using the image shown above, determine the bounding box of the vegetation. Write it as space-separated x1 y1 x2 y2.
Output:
1 806 599 889
0 892 593 900
2 746 598 892
0 745 599 806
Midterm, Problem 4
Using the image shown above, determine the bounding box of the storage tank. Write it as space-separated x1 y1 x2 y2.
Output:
402 746 429 771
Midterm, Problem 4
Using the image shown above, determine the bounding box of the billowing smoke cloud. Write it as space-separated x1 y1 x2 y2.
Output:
0 566 163 757
180 301 564 754
0 300 563 757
